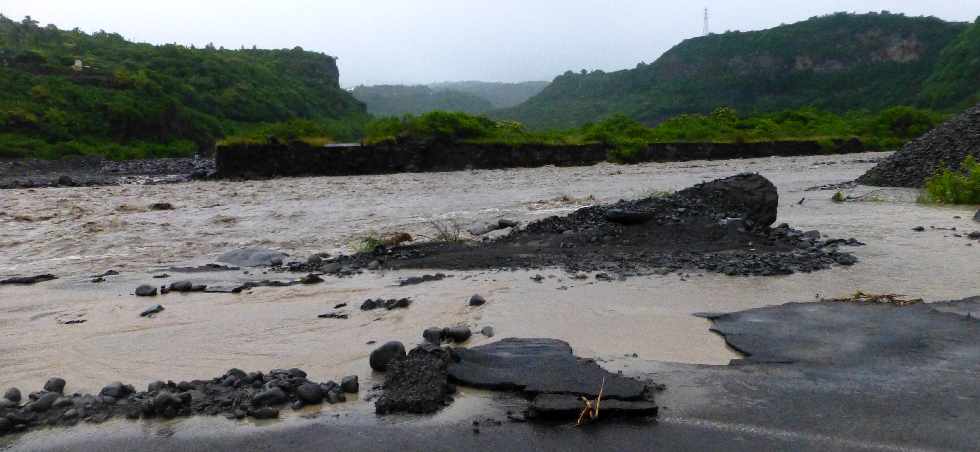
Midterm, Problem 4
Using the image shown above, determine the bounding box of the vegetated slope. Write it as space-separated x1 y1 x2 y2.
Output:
0 15 366 159
496 12 972 129
428 81 549 109
918 18 980 110
351 85 493 116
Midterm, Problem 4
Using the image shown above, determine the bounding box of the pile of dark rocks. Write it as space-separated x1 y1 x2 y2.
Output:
334 174 862 277
858 103 980 187
0 368 357 436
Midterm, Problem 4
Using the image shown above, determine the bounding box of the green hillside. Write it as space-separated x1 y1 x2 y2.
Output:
496 12 974 129
919 17 980 109
351 84 493 116
0 15 367 159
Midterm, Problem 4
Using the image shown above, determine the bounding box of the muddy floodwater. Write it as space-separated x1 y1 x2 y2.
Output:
1 151 978 401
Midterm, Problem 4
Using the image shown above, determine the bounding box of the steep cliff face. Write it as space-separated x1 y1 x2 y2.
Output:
496 12 971 129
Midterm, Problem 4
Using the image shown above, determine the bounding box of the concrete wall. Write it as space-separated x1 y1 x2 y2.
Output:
214 139 866 179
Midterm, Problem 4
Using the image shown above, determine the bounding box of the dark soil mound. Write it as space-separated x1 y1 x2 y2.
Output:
345 173 859 277
858 104 980 187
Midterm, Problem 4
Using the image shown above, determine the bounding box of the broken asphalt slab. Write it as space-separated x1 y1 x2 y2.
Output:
448 338 648 400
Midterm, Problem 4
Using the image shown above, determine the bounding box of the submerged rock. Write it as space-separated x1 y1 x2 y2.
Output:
140 305 165 317
0 274 57 285
135 285 158 297
217 248 288 267
468 294 486 307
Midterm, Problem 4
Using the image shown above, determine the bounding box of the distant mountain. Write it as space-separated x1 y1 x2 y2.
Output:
351 80 549 116
428 80 549 109
0 14 366 158
496 12 977 129
351 85 493 116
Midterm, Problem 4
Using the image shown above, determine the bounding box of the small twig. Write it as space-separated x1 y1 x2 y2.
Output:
576 377 606 426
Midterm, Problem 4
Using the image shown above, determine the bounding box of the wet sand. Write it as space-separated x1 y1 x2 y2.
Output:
1 151 978 408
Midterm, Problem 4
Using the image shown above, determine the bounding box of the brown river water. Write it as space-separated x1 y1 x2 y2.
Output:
1 151 978 418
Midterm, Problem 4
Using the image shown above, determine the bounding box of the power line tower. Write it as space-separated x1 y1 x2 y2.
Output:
703 8 710 36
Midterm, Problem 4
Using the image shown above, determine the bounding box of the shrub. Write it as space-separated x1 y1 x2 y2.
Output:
923 155 980 204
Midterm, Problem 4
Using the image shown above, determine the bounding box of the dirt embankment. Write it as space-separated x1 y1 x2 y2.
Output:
0 157 213 189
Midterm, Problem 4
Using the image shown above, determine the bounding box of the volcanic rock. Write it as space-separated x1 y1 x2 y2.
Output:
604 209 655 225
100 382 134 399
398 273 447 286
423 327 444 344
30 393 59 412
3 388 20 403
340 376 359 394
468 294 486 306
343 174 853 278
442 326 472 343
375 345 452 414
448 338 647 400
135 285 157 297
43 378 66 394
148 202 174 211
858 103 980 187
370 341 407 372
295 384 323 405
140 304 164 317
218 248 288 267
0 274 57 285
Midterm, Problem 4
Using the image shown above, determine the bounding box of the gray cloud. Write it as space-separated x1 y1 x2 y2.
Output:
1 0 976 86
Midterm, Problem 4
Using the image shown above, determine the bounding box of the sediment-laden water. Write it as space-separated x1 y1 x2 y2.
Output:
1 151 978 408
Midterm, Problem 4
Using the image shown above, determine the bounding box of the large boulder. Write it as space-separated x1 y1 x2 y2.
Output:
369 341 406 372
674 173 780 228
858 104 980 187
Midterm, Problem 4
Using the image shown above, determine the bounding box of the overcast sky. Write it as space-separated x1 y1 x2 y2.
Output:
1 1 977 87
